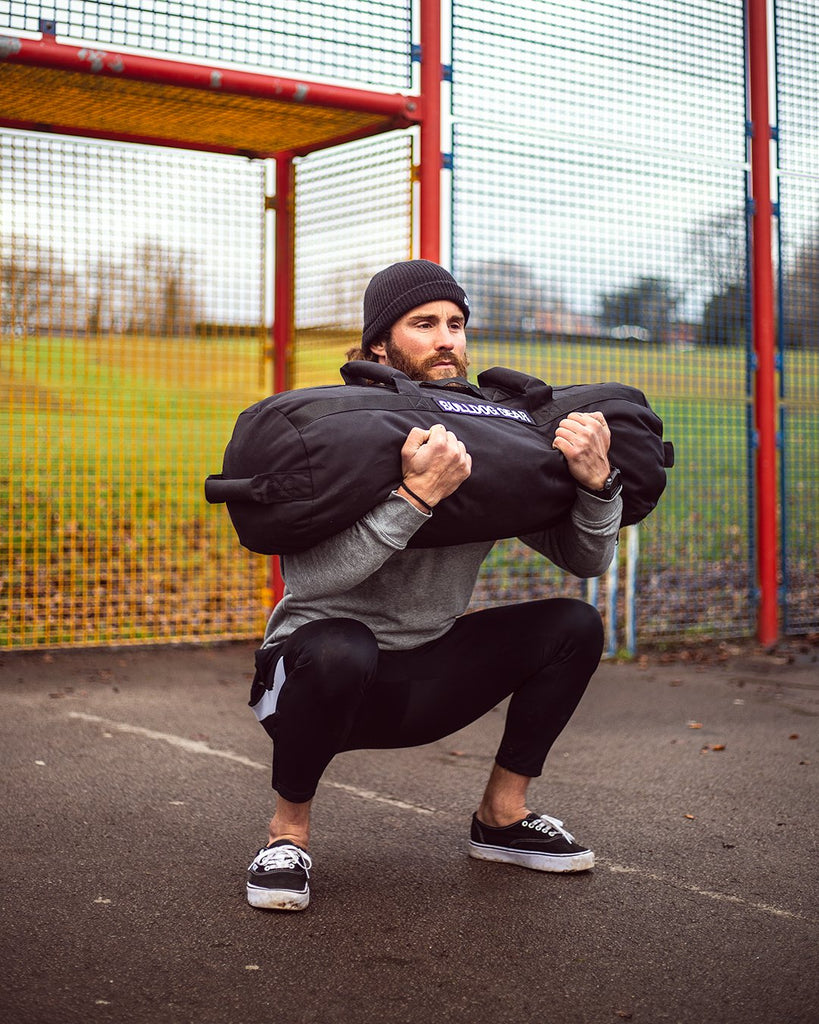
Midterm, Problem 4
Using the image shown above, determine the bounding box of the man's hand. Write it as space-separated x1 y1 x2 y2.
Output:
552 411 612 491
399 423 472 510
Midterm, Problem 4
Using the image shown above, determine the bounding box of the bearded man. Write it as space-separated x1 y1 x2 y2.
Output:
246 259 623 911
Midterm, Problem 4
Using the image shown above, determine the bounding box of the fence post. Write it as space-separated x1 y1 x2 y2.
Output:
585 525 639 659
418 0 442 261
269 153 296 608
745 0 780 646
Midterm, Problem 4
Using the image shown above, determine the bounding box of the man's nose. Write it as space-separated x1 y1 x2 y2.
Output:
432 325 455 349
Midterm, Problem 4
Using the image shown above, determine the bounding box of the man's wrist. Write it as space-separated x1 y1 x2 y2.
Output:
577 466 622 500
397 481 434 513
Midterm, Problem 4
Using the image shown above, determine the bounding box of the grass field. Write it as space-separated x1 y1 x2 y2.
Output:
2 330 817 647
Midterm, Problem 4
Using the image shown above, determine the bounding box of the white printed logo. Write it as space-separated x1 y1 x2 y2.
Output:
433 397 533 423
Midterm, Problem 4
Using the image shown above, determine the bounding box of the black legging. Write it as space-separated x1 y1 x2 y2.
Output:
250 598 604 803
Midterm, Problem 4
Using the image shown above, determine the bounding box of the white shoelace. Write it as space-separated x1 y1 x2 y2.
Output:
253 845 313 874
536 814 576 843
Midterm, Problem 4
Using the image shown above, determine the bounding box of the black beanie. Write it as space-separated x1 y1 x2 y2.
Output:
361 259 470 350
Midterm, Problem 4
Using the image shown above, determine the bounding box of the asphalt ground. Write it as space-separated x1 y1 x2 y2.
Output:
1 639 817 1024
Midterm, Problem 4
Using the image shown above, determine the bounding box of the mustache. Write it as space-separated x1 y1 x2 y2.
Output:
421 353 469 375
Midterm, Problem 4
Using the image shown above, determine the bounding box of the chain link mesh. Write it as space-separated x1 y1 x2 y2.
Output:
292 133 414 388
2 1 816 650
1 132 269 647
775 0 819 637
0 0 412 89
452 0 754 647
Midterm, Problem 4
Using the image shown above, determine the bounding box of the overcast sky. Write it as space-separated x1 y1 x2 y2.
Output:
2 0 816 325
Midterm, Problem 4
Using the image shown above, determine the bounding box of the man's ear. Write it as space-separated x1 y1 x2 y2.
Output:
369 340 388 364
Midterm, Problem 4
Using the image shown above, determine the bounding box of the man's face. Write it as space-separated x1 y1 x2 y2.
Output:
370 300 469 381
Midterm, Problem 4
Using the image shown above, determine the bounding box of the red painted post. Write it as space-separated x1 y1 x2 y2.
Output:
269 154 296 607
418 0 442 262
746 0 779 645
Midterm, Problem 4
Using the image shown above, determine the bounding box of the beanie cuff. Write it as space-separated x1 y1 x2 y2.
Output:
361 260 470 349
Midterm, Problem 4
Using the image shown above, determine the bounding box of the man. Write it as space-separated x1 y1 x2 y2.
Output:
246 259 622 911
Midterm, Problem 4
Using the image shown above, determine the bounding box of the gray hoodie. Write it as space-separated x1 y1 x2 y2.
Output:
263 488 622 652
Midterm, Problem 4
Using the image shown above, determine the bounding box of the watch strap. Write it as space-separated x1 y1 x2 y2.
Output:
577 466 622 500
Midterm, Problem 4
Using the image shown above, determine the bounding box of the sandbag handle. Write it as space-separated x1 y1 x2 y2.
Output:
205 474 252 504
340 361 420 395
476 366 553 412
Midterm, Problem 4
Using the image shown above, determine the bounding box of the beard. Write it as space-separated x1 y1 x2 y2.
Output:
385 341 470 382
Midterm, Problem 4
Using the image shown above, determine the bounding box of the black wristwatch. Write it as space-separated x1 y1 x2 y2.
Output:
577 466 623 500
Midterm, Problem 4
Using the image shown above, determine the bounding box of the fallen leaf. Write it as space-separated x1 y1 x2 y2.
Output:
684 814 695 820
615 1012 633 1020
687 721 703 729
449 750 465 757
789 734 799 740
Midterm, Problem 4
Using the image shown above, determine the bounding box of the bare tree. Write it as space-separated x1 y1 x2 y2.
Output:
319 260 373 329
1 234 71 334
459 259 548 334
127 241 200 335
685 208 747 297
783 229 819 349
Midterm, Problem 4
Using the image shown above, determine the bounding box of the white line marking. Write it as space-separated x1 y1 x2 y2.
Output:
317 779 434 814
67 711 434 815
69 710 266 769
598 860 810 922
67 711 811 921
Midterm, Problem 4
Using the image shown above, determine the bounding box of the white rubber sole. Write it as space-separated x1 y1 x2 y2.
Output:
247 883 310 911
468 841 595 873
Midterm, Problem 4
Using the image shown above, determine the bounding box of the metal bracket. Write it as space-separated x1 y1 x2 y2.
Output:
39 18 57 36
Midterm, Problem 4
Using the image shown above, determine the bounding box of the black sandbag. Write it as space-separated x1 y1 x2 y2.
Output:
205 361 673 555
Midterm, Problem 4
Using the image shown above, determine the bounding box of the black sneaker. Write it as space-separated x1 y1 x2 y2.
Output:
246 839 312 910
468 812 594 872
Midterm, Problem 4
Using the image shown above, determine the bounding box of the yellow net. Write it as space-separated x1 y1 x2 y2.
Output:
0 63 399 156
